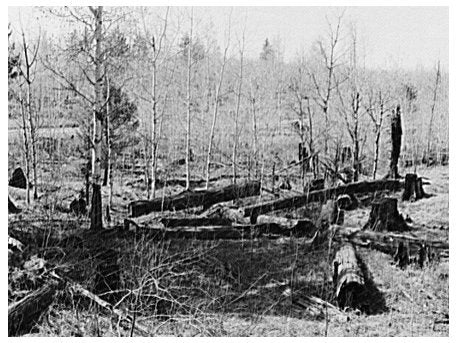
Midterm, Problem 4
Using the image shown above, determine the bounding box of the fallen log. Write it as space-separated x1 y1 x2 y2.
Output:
125 224 252 240
8 277 63 336
123 215 234 231
331 225 449 257
199 203 249 224
243 179 402 218
256 215 316 237
333 243 365 308
124 221 319 241
129 181 261 217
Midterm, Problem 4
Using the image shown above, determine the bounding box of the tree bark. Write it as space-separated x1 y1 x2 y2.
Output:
90 6 104 230
386 105 402 179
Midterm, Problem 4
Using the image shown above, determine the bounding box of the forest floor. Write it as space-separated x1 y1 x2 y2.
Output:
8 163 449 337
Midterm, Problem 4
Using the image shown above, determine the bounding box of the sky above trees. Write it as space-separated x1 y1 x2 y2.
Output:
8 6 448 71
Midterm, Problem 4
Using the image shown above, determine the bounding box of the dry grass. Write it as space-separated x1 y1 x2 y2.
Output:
8 164 449 337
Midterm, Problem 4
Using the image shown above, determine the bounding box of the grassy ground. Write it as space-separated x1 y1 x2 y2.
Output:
8 164 449 337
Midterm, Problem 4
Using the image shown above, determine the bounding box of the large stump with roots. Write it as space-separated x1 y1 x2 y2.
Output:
364 197 408 232
333 243 365 308
402 173 427 201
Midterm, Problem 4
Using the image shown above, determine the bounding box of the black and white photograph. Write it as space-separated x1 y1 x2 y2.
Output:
6 4 450 337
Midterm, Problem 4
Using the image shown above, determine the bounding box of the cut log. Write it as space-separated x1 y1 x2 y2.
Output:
160 217 233 227
123 214 236 231
363 197 408 232
199 203 249 224
331 225 449 258
255 215 316 237
333 243 365 308
129 181 261 217
8 278 63 336
8 196 21 214
243 179 402 218
123 221 318 240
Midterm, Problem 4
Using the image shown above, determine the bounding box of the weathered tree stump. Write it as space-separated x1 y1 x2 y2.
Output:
402 173 417 200
393 241 410 269
333 243 365 308
364 197 408 232
70 197 87 216
402 173 427 201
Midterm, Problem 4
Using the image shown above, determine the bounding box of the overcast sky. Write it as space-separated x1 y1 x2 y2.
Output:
8 6 448 71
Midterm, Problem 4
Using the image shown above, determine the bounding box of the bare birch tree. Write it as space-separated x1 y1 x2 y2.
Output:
18 27 41 200
232 28 245 185
204 12 231 189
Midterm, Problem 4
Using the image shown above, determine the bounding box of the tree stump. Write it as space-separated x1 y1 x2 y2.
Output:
310 178 325 191
8 196 21 214
9 167 27 189
333 243 365 308
393 241 410 269
364 197 408 232
402 173 427 201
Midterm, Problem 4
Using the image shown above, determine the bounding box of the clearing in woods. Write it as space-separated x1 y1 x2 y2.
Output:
8 164 448 336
